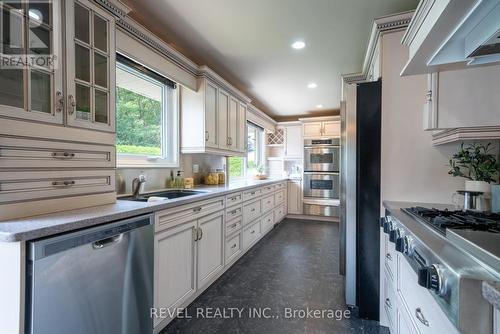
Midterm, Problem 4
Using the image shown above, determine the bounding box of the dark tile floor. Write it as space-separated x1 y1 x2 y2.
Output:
162 219 388 334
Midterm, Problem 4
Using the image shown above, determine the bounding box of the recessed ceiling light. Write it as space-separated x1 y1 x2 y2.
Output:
291 41 306 49
307 83 318 89
316 104 324 109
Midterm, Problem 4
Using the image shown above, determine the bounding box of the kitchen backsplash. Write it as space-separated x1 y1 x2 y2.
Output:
116 154 226 194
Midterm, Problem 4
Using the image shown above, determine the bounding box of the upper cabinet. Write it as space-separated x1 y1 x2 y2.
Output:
66 0 115 132
0 0 116 132
300 116 340 138
282 124 303 159
401 0 500 76
180 70 250 156
0 0 64 124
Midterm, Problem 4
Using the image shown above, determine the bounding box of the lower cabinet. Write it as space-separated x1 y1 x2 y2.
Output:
197 212 224 290
154 219 197 327
243 219 262 250
153 182 288 331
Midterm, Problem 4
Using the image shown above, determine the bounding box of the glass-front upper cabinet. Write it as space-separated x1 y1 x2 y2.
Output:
66 0 115 132
0 0 63 124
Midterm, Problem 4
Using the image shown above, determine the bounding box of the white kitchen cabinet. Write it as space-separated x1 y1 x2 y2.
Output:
284 125 303 159
237 102 247 152
154 219 197 327
180 76 248 156
301 117 341 138
495 308 500 334
0 0 64 125
197 211 224 290
287 180 303 215
423 69 500 131
322 121 340 137
226 96 238 150
303 122 323 138
65 0 116 132
217 89 230 150
204 80 219 149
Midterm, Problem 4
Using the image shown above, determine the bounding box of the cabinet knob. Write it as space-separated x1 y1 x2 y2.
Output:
55 91 64 113
68 95 76 115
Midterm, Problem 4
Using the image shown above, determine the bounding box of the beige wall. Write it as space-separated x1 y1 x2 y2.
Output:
381 31 477 207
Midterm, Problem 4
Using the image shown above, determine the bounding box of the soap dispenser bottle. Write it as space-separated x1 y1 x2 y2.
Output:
175 171 184 189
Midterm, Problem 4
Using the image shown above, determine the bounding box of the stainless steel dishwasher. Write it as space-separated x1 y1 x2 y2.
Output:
26 214 154 334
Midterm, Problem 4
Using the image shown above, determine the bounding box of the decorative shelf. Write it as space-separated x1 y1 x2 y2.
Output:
432 126 500 146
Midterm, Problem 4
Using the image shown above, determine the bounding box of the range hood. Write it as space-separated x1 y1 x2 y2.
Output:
429 0 500 66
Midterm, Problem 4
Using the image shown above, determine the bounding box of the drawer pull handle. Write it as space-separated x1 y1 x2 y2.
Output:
384 298 392 309
231 210 238 215
385 253 392 261
52 152 76 159
52 180 75 187
231 243 237 249
205 131 209 141
250 191 255 195
230 223 237 228
251 230 255 234
251 208 256 212
193 207 202 213
231 197 238 201
415 308 429 327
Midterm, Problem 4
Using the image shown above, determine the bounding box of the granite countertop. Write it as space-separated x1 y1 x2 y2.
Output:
0 178 288 243
482 281 500 309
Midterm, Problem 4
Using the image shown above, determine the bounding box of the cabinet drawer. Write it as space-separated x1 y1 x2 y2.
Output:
274 189 286 204
243 199 261 225
275 182 286 190
0 169 114 204
384 233 396 283
262 212 274 233
261 184 275 195
226 205 242 221
243 220 261 249
261 194 274 214
384 269 397 332
225 232 242 264
226 217 242 237
156 197 225 232
242 188 262 201
0 136 115 169
226 192 242 206
274 204 286 223
397 255 459 334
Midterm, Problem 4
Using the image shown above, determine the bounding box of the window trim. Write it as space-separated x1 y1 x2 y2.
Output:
115 57 179 168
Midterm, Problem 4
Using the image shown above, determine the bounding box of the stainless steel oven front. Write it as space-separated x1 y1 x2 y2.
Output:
304 138 340 172
303 172 339 199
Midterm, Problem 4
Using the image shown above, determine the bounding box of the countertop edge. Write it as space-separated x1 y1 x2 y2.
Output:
0 178 289 242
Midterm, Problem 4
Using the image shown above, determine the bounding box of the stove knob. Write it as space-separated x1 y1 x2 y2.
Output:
389 228 401 243
383 220 393 234
395 235 407 253
418 265 441 293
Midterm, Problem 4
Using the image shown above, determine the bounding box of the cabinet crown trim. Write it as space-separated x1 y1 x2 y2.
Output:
342 11 414 85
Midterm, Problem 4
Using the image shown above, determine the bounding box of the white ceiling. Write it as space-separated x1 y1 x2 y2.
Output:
124 0 418 119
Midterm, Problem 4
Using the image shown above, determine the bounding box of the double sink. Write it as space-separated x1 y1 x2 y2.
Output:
120 189 206 202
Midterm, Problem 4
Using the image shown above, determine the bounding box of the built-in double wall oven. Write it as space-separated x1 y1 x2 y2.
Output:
303 138 340 217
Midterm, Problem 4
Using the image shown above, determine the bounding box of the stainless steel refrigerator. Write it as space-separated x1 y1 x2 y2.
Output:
340 80 381 320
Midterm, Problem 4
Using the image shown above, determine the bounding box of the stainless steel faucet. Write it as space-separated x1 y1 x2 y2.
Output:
131 175 146 199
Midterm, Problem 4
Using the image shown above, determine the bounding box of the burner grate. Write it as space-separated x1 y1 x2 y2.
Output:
403 206 500 234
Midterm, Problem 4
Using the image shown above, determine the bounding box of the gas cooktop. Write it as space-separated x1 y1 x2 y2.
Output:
402 206 500 234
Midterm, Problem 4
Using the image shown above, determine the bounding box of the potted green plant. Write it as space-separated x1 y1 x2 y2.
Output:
448 142 499 195
254 163 268 180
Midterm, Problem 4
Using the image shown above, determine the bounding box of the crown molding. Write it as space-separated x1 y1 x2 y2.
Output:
341 11 414 86
115 17 200 77
247 104 277 126
298 116 340 123
401 0 435 46
93 0 131 18
197 66 252 104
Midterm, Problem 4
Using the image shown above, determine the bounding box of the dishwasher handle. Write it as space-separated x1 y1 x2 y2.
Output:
92 234 123 249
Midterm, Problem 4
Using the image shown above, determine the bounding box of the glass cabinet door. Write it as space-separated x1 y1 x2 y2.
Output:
66 0 115 132
0 0 63 124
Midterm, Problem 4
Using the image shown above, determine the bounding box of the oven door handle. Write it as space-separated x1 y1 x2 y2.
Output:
303 172 339 175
